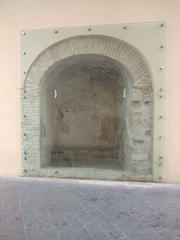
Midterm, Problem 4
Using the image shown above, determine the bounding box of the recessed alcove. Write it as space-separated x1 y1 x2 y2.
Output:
22 33 155 180
40 54 130 170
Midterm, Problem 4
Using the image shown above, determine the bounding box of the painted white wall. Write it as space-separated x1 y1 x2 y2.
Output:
0 0 180 182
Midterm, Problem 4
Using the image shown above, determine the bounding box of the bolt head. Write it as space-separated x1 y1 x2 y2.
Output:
54 30 58 34
160 66 164 70
123 26 127 30
22 51 26 55
21 32 26 35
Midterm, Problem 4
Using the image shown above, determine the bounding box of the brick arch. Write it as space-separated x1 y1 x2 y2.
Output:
24 35 152 88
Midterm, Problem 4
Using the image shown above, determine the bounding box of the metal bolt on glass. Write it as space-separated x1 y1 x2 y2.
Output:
160 66 164 70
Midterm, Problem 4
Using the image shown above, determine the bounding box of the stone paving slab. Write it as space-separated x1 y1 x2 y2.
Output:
0 177 180 240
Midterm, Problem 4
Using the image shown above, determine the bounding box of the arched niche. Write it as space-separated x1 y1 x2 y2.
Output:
22 35 153 180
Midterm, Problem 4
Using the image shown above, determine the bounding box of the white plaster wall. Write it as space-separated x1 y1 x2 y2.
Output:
0 0 180 182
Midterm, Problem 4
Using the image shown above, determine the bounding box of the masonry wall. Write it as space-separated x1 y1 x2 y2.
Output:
0 0 180 182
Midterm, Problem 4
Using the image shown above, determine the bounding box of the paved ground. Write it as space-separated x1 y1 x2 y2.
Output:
0 177 180 240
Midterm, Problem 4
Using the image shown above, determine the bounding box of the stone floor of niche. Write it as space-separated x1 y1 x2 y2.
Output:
0 176 180 240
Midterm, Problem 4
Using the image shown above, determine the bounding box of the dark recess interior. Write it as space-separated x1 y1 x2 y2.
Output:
40 54 127 170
